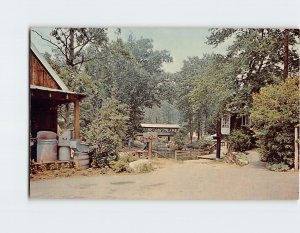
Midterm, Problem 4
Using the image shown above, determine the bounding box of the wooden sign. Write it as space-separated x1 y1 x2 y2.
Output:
143 132 158 142
221 114 231 135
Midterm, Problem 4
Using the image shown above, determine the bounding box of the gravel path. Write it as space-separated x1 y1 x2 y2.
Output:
30 150 299 200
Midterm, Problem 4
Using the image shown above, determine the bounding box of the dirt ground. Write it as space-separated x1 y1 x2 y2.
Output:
30 149 299 200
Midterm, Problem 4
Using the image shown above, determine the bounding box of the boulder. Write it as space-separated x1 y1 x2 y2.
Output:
129 159 153 173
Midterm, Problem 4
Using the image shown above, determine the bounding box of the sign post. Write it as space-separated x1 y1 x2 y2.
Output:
213 119 221 160
143 132 158 160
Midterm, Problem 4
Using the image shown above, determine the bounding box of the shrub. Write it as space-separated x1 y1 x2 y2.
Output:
266 162 290 172
83 98 129 168
186 139 213 150
119 155 138 163
139 163 154 173
251 76 299 167
228 129 253 152
109 160 129 173
85 124 120 168
174 128 187 150
109 154 139 173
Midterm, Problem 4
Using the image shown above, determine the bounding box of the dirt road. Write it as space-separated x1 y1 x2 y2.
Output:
30 150 299 200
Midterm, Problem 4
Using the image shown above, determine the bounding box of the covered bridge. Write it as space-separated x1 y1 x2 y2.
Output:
139 123 180 141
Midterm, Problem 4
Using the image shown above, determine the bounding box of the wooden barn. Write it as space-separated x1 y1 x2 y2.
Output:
30 42 86 141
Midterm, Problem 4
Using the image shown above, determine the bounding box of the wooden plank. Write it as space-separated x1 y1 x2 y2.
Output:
30 51 60 89
74 100 80 139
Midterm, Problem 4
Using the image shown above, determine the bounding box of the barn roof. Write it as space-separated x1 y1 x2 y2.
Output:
30 84 86 101
30 42 69 91
140 123 180 129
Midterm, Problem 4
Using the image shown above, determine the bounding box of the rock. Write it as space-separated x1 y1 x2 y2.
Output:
238 158 249 166
225 152 249 166
119 151 131 157
129 159 153 173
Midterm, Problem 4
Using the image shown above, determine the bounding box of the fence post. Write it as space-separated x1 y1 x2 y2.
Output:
148 141 153 159
175 150 177 161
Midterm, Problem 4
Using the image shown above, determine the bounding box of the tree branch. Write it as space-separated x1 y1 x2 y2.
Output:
72 55 98 66
32 30 66 58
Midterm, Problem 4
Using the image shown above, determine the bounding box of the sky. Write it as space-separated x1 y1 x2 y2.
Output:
31 27 230 73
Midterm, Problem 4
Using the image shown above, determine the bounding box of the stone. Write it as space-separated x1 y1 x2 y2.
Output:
238 159 249 166
129 159 153 173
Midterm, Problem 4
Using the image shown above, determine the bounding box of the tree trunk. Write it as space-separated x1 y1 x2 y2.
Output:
197 112 201 141
283 29 289 80
69 28 75 67
204 110 208 133
189 117 193 144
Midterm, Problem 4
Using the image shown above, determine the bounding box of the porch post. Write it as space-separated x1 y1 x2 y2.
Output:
74 99 80 139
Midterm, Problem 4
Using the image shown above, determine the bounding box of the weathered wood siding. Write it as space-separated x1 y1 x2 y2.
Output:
30 52 60 89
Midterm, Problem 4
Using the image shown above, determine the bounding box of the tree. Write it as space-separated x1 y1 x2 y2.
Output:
143 100 180 124
190 54 232 126
175 54 233 141
251 76 299 166
207 28 300 116
175 56 205 142
84 37 173 137
32 27 108 70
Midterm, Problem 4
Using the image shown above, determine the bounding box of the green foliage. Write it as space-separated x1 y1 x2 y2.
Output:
139 163 154 173
40 29 173 139
33 27 108 70
84 37 173 137
174 128 188 150
251 77 299 166
228 129 253 152
186 138 214 150
207 28 299 116
189 54 233 122
266 162 290 172
143 100 180 124
119 155 138 163
83 98 129 168
109 160 129 173
175 54 234 142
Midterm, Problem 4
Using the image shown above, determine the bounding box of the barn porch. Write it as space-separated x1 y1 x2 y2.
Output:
30 85 86 139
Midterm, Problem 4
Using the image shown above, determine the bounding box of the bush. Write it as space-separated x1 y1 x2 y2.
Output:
119 155 138 163
139 163 154 173
109 160 129 173
174 128 187 150
266 162 290 172
85 124 120 168
228 129 253 152
186 139 213 150
83 98 129 168
251 77 299 167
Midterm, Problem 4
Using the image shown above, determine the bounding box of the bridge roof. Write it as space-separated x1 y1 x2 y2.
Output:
140 123 180 129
